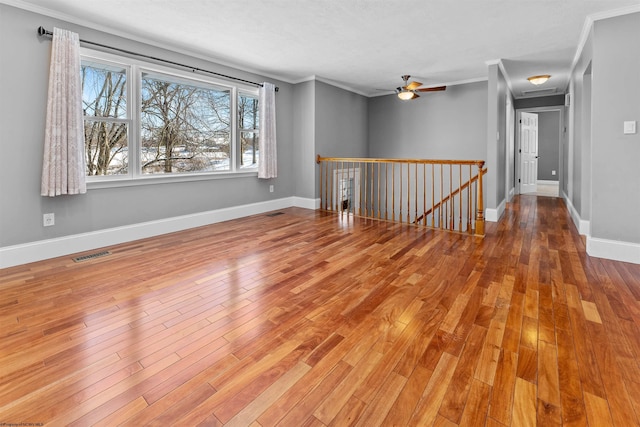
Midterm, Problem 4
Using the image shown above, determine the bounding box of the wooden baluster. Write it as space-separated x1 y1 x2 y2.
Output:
359 162 363 216
407 162 411 224
351 162 360 216
318 157 324 210
392 163 395 222
385 163 389 221
459 165 463 232
399 163 403 224
431 164 435 228
423 163 426 226
413 163 418 221
475 161 485 236
438 163 444 228
371 162 375 219
449 164 453 230
363 162 367 217
325 160 330 211
377 163 381 219
339 161 343 214
467 165 472 233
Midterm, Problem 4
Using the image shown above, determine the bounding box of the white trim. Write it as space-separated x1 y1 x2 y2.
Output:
537 180 559 185
563 191 639 264
587 237 640 265
1 0 293 85
314 76 370 97
0 197 307 269
569 4 640 92
485 198 506 222
292 197 321 210
562 191 590 236
515 107 564 197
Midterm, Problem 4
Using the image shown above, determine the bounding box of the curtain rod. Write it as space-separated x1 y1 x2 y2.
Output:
37 26 278 92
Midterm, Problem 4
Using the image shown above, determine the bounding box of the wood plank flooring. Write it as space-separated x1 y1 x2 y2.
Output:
2 195 640 426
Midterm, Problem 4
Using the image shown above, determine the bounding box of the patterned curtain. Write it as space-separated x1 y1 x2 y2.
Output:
258 82 277 179
41 28 86 197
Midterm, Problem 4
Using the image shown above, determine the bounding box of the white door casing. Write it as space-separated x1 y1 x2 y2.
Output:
519 112 538 194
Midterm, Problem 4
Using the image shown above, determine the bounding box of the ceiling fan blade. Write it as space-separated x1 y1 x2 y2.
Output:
411 92 420 99
404 81 423 91
416 86 446 92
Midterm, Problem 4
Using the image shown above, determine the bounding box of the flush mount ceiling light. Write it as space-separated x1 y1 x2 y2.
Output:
527 74 551 85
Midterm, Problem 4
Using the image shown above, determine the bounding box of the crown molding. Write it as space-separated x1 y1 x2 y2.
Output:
569 4 640 86
0 0 297 86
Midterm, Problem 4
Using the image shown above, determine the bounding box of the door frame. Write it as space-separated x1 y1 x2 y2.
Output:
514 106 564 196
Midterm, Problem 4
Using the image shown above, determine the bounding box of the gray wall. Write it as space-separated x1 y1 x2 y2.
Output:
315 80 368 158
315 80 368 197
291 79 369 199
0 4 294 247
292 81 316 199
368 81 487 160
486 64 508 211
537 111 560 181
590 12 640 243
567 28 593 219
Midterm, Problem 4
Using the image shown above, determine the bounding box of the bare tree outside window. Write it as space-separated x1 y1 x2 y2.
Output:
238 93 259 168
82 64 128 175
81 53 259 180
140 74 231 174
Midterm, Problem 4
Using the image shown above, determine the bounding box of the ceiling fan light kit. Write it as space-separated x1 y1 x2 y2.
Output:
397 90 416 100
527 74 551 85
395 75 446 101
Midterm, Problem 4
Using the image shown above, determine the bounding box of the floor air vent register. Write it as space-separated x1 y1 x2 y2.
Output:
72 251 111 263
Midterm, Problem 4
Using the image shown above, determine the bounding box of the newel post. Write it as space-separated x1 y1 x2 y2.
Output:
475 161 485 236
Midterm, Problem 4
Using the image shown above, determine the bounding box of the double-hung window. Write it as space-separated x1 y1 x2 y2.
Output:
82 60 130 176
238 93 259 169
80 49 259 185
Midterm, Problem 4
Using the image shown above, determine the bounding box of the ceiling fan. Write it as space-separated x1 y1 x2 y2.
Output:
396 75 446 100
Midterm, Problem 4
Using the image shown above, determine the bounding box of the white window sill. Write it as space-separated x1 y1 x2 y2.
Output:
87 170 259 190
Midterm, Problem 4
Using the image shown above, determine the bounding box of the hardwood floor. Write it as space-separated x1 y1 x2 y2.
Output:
2 196 640 426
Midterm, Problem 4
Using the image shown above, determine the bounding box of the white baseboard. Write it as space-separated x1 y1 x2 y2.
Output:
292 196 321 210
1 196 318 269
561 192 639 264
537 180 560 185
562 192 590 235
485 198 506 222
587 237 640 265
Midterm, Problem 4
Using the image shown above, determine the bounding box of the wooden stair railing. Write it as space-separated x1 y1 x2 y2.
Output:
316 155 486 236
415 167 488 225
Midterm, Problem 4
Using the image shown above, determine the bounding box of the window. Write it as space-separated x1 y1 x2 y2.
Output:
140 72 231 174
238 93 259 169
81 61 130 176
81 49 259 184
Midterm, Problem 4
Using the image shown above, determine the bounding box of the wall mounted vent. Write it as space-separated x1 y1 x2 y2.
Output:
521 87 557 97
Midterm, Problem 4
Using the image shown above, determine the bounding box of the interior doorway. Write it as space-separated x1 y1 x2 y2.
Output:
515 106 563 197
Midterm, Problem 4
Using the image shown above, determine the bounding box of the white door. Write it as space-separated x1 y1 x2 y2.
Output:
519 112 538 194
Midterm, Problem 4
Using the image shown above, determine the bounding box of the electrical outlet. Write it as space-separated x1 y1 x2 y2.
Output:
552 170 556 176
269 185 274 193
43 213 55 227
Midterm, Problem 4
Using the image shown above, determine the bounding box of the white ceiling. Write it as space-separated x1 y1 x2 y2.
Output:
9 0 640 98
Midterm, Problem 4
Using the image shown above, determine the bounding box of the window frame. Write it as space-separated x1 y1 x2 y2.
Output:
237 91 260 170
80 47 260 189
